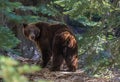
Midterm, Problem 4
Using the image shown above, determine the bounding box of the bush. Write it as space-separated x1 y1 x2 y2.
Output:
0 56 41 82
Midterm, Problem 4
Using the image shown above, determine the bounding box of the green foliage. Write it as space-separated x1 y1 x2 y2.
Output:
0 0 22 23
37 4 59 16
55 0 120 75
0 56 40 82
0 0 22 9
0 0 58 23
55 0 113 17
55 0 119 26
0 26 20 50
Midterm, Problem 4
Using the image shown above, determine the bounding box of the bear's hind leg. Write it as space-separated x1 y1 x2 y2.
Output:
64 48 78 72
51 54 64 71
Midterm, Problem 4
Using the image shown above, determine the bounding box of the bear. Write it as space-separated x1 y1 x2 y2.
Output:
22 22 78 72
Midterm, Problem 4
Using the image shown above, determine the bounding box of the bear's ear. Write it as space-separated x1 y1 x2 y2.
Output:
35 22 47 27
35 22 41 27
23 23 27 28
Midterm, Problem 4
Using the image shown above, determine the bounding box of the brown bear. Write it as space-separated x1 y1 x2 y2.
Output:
22 22 78 72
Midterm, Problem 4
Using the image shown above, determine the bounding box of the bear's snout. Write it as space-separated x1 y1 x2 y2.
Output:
29 33 35 41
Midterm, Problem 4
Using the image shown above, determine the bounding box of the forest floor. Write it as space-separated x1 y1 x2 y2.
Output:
10 55 120 82
26 68 111 82
24 63 120 82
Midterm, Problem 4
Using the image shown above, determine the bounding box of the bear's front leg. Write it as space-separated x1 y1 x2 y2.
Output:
64 47 78 72
41 51 51 68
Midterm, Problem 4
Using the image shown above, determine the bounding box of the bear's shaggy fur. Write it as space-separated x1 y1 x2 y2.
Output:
22 22 78 72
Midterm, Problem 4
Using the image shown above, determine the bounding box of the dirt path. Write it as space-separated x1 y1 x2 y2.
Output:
26 68 110 82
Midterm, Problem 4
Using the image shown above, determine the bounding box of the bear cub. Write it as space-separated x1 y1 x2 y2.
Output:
22 22 78 72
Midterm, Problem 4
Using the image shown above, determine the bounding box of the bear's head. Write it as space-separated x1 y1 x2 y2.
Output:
22 23 41 42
